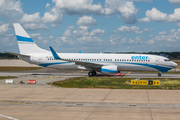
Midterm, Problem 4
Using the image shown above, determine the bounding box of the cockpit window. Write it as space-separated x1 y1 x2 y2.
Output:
164 59 171 62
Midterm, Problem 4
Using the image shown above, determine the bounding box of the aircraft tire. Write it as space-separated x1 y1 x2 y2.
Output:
158 73 161 77
92 71 97 76
88 72 93 77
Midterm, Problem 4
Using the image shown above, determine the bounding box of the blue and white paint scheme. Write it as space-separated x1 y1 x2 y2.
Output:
6 23 178 77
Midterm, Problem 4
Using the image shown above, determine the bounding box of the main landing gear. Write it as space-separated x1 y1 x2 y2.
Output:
158 73 161 77
88 71 97 77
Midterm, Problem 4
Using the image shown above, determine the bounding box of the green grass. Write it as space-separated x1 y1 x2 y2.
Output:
167 71 180 74
0 67 42 71
0 76 18 80
51 77 180 89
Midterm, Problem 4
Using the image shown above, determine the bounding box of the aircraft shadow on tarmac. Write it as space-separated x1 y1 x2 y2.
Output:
31 74 53 76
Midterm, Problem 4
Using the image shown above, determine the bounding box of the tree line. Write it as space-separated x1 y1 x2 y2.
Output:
0 53 18 59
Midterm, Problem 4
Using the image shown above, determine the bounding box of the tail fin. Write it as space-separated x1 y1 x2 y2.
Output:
13 23 49 54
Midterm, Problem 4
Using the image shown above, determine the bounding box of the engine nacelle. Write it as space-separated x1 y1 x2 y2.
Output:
101 65 118 74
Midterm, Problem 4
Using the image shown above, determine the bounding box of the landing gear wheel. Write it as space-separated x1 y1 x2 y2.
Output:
88 72 93 77
92 71 97 76
158 73 161 77
88 71 97 77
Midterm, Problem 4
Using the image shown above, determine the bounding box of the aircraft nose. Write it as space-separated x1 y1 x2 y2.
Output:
172 62 178 68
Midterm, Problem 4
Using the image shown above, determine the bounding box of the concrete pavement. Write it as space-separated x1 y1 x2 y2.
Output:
0 59 40 67
0 87 180 120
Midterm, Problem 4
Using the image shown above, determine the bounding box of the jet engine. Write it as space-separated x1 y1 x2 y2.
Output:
100 65 118 74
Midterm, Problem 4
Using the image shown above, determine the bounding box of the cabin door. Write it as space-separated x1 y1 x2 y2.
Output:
155 57 159 65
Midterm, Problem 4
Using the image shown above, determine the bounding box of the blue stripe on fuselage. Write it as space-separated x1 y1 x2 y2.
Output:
39 62 71 67
123 62 172 73
16 35 34 42
38 61 172 73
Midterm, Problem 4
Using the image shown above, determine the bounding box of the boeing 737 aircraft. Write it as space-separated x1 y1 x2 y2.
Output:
6 23 178 77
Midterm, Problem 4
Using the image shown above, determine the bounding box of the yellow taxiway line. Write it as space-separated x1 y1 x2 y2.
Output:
123 72 131 78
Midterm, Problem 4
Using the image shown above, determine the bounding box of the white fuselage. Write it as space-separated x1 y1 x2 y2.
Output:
19 52 177 73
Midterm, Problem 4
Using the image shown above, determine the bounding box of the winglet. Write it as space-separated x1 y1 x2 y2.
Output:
49 46 61 60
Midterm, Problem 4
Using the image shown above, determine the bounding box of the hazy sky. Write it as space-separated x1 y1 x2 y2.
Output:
1 0 180 53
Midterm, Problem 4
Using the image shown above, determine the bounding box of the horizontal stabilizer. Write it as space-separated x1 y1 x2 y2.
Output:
4 51 30 57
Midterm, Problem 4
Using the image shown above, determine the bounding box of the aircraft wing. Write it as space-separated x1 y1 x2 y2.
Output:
74 60 103 69
4 51 30 57
49 46 103 69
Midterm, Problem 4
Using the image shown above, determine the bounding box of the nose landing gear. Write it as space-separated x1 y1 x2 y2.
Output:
158 73 161 77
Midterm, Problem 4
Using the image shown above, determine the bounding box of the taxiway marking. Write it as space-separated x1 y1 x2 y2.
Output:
0 114 19 120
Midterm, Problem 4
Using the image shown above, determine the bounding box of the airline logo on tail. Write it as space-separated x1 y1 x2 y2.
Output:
16 35 34 42
13 23 34 43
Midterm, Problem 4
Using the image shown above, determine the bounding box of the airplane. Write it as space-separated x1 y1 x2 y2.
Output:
5 23 178 77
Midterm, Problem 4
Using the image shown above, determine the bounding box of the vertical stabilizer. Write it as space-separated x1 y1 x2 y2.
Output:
13 23 49 54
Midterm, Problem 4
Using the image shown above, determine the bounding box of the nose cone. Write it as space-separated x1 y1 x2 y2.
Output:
172 62 178 68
